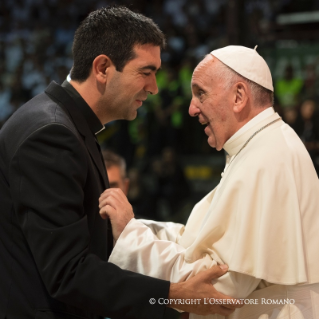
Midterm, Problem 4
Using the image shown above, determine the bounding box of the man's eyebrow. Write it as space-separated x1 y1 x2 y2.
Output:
191 83 203 90
138 65 160 72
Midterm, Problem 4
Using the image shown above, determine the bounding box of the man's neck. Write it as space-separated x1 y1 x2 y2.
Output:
227 106 274 144
70 80 103 123
232 105 270 135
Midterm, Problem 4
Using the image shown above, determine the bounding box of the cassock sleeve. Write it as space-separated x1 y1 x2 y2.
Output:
10 124 170 319
109 218 260 299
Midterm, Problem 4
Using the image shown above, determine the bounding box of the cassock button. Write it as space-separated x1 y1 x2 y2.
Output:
221 172 224 177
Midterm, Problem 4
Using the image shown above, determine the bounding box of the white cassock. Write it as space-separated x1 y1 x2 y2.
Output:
109 108 319 319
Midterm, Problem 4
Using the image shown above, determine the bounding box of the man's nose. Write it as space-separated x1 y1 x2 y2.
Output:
189 99 200 117
146 74 159 95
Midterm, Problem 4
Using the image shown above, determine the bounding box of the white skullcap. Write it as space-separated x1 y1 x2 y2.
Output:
210 45 273 92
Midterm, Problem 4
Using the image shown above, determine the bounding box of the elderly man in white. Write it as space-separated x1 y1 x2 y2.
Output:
99 46 319 319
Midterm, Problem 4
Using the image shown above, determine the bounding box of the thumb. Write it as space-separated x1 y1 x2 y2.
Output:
201 264 228 282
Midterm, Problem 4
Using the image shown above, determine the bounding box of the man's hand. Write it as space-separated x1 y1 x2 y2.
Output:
168 265 243 316
99 188 134 241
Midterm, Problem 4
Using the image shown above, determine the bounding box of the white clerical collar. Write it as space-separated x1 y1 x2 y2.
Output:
223 107 279 157
227 107 275 143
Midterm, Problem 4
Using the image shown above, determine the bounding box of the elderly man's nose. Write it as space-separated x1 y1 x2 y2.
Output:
189 100 200 117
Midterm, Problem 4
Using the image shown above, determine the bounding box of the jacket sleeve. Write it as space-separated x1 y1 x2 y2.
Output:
9 123 170 319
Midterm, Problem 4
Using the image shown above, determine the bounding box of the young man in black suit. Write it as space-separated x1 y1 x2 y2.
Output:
0 7 241 319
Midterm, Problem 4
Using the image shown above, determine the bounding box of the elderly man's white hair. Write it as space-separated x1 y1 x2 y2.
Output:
213 61 274 108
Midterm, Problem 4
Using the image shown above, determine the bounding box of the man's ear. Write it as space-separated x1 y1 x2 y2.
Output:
233 82 249 113
92 55 113 84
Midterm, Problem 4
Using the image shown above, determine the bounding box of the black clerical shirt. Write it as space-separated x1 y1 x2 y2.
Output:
62 80 105 136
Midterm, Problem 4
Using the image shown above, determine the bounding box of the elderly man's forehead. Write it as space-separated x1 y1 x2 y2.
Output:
191 55 215 82
198 54 214 69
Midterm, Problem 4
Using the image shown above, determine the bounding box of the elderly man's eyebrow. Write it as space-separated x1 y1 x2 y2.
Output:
191 83 203 90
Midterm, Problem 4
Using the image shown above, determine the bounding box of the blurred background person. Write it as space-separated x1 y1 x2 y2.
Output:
103 149 160 221
275 64 304 111
103 149 130 195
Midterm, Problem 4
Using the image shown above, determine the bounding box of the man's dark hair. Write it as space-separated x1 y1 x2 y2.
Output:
71 6 166 81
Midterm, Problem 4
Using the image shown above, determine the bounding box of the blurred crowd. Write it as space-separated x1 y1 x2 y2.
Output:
0 0 228 130
0 0 319 221
275 63 319 173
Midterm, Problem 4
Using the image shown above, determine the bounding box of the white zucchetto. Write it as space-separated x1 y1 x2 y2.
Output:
210 45 274 92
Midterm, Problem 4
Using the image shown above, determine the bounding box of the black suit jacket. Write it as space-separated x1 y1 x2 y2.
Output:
0 82 170 319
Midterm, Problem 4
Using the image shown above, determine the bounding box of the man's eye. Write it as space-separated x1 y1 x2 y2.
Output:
198 90 204 97
143 72 151 76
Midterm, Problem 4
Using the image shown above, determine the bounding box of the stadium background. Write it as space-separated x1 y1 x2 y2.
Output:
1 0 319 226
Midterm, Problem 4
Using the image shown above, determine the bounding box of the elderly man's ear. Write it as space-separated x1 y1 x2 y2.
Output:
233 82 249 113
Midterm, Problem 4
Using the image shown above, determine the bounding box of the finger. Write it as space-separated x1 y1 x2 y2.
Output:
99 197 115 209
99 205 116 220
99 193 109 204
103 188 125 197
99 191 126 208
99 192 124 209
99 196 111 209
199 264 228 283
105 188 127 202
99 188 119 200
100 188 121 198
100 189 108 196
100 195 125 212
99 197 105 209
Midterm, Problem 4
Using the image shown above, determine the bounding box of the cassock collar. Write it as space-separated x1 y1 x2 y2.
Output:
62 80 105 135
223 108 280 157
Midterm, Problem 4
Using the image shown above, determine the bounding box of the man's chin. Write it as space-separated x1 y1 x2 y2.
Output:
127 112 138 121
208 137 217 150
208 136 224 151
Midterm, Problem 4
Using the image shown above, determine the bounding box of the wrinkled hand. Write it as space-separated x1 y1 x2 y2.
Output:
99 188 134 241
168 265 243 316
